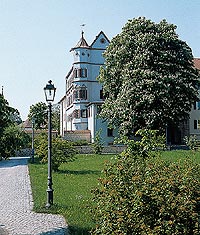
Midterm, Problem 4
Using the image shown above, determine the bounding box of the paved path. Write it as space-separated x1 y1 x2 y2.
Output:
0 157 68 235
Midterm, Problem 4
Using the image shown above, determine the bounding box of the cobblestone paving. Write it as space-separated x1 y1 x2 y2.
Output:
0 157 68 235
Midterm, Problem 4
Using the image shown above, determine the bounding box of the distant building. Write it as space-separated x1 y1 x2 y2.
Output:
189 58 200 139
59 31 118 145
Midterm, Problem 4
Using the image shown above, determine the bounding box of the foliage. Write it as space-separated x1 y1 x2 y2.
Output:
35 132 77 171
92 129 104 154
98 17 200 136
0 124 31 159
71 139 89 146
184 135 198 150
9 108 22 124
28 102 48 129
117 129 166 158
0 94 24 159
0 94 17 137
92 130 200 234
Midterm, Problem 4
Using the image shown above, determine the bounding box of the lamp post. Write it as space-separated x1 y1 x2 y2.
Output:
31 117 35 163
44 80 56 208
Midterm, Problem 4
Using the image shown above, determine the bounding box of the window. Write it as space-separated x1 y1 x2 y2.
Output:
100 38 106 44
74 68 87 78
107 128 113 137
194 120 200 129
81 109 87 118
81 68 87 78
79 89 87 99
194 100 200 110
74 85 87 100
73 109 80 119
100 89 105 100
67 93 74 107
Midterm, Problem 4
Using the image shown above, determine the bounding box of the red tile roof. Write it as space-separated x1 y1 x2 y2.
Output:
194 58 200 70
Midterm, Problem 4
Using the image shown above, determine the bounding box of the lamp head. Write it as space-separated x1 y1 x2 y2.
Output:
44 80 56 103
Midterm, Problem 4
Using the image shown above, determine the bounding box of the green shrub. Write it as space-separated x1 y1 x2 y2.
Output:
71 139 89 146
0 124 31 159
35 132 77 171
184 135 198 150
92 129 104 154
92 130 200 235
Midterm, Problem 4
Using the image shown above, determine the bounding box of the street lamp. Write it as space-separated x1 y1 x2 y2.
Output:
44 80 56 208
31 117 35 163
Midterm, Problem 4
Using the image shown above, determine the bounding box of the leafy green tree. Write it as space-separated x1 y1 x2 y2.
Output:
99 17 200 135
10 109 22 125
35 132 77 171
28 102 60 132
0 94 15 137
92 130 200 234
0 94 24 159
28 102 48 129
0 125 31 159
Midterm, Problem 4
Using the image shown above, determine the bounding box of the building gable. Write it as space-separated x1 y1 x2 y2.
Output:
90 31 110 49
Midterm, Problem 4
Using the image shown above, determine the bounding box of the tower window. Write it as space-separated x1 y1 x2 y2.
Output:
81 109 87 118
74 68 87 78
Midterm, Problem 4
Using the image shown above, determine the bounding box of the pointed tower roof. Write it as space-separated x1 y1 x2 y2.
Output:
70 31 90 51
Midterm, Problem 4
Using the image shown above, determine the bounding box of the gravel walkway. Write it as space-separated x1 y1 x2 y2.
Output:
0 157 68 235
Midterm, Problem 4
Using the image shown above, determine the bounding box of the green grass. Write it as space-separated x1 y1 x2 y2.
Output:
29 150 200 234
160 149 200 163
29 154 115 234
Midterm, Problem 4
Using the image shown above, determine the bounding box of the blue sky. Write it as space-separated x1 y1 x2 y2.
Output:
0 0 200 120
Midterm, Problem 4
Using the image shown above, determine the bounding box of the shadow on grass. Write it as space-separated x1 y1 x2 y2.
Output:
68 225 91 235
39 227 68 235
58 169 101 175
34 203 69 214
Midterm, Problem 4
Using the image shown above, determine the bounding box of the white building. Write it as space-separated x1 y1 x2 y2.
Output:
189 58 200 139
59 31 118 145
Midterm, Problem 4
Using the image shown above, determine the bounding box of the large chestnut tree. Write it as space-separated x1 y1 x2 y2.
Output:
99 17 200 135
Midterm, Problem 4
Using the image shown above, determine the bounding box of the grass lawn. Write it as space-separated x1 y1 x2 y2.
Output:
28 150 200 234
29 154 116 234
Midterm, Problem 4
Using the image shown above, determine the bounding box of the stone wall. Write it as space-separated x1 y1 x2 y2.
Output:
75 145 126 154
15 148 32 157
64 130 91 142
15 145 126 157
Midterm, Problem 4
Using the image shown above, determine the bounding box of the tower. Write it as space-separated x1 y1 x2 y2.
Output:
60 31 117 145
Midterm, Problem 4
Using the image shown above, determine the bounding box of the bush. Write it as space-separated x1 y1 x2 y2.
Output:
35 132 77 171
92 129 104 154
184 135 198 150
0 124 31 159
92 130 200 235
71 139 89 146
